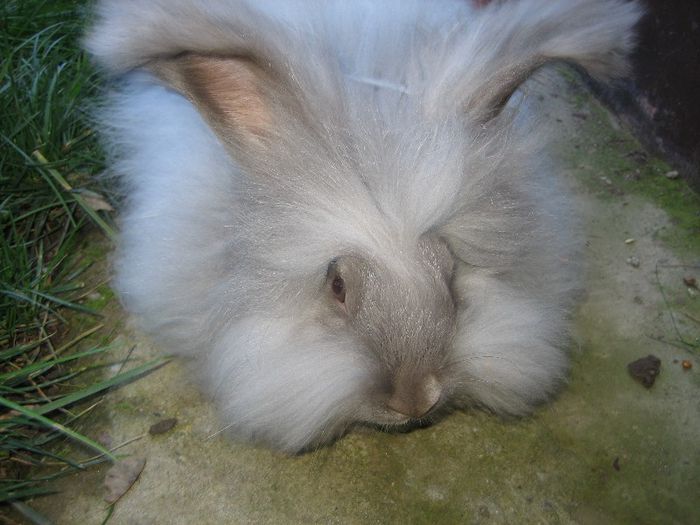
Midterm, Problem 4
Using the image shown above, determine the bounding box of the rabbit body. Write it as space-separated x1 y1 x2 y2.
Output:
87 0 641 452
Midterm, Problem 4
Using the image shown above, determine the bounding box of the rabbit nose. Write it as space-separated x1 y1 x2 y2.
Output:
386 374 442 419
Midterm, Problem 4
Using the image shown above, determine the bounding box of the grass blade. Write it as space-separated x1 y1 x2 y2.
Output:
33 356 171 416
32 151 117 241
0 396 117 462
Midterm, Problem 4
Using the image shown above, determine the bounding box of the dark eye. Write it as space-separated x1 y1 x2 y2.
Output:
331 275 346 303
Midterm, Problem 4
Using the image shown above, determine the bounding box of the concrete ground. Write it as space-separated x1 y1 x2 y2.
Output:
28 72 699 524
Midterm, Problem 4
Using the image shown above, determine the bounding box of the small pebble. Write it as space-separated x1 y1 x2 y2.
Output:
149 418 178 435
682 360 692 370
664 170 679 180
626 256 640 268
683 276 697 289
627 355 661 388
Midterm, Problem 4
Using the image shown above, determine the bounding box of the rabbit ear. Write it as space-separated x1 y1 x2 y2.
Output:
85 0 298 149
148 54 273 148
428 0 643 123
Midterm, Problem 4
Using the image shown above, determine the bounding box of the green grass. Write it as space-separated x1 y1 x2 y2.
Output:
1 0 164 514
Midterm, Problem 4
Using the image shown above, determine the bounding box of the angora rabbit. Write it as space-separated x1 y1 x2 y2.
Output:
86 0 641 452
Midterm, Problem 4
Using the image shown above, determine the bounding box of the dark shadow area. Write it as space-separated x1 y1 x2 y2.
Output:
589 1 700 190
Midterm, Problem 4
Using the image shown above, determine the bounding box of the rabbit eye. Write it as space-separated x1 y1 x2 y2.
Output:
331 276 346 303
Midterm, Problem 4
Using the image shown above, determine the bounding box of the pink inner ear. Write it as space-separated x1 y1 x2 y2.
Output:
187 56 271 138
151 54 272 141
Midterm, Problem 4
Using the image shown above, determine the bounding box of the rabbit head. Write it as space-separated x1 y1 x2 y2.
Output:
86 0 642 452
321 237 457 424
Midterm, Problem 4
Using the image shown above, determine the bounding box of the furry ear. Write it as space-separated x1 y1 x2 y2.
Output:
428 0 643 122
148 54 273 148
84 0 298 150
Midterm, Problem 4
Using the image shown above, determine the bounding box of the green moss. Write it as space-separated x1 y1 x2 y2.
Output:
77 235 112 264
84 284 115 311
113 400 138 413
550 314 700 523
561 85 700 256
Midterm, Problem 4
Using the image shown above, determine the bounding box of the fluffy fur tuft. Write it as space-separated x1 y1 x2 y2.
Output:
87 0 642 452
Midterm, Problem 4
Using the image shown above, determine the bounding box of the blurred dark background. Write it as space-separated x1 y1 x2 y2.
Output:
588 0 700 190
475 0 700 190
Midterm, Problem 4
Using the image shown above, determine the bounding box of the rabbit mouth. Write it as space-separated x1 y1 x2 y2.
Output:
363 397 446 428
360 414 439 436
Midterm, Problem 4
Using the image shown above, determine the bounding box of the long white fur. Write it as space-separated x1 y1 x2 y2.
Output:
87 0 642 452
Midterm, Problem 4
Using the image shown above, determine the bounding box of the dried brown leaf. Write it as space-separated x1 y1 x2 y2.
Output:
104 456 146 504
74 189 114 212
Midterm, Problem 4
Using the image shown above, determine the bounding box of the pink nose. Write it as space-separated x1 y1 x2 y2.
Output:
386 374 442 418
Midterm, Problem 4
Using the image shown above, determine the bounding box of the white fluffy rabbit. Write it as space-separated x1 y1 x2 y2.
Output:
86 0 641 452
